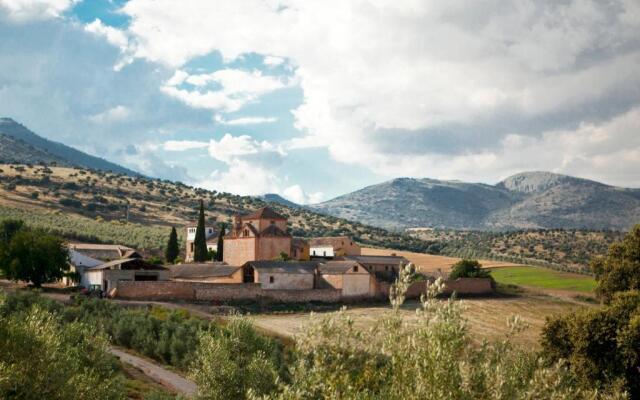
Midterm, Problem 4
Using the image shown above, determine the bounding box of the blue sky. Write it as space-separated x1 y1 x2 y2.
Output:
1 0 639 203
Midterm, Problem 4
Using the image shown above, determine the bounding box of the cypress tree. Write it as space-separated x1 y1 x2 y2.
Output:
165 226 180 264
193 200 208 262
216 222 226 262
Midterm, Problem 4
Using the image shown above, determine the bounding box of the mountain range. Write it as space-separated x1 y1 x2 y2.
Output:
0 118 138 176
311 172 640 231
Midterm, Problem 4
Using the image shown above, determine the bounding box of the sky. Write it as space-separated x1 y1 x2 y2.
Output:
0 0 639 204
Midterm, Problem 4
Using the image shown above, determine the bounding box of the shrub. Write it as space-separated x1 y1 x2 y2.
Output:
59 198 83 208
449 259 492 280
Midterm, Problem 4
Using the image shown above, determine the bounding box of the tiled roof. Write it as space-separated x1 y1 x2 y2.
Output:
171 263 238 279
318 260 363 274
247 261 320 274
69 243 133 251
291 238 308 249
260 224 290 237
242 207 287 220
309 236 353 248
87 258 167 271
342 255 409 265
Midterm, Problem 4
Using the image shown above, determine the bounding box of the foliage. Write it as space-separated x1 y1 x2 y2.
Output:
0 219 23 244
191 318 284 400
0 229 69 287
448 259 492 280
592 225 640 302
194 200 208 262
0 294 125 399
541 290 640 398
165 226 180 264
255 265 620 400
216 223 226 262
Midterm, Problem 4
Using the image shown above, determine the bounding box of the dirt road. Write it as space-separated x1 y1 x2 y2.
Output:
109 346 198 396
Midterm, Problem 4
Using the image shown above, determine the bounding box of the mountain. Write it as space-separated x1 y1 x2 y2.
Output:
0 118 139 176
259 193 301 208
311 172 640 231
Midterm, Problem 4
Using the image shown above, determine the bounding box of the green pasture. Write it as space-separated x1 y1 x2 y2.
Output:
490 266 596 293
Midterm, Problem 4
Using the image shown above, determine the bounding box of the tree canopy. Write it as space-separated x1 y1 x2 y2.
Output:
193 200 208 262
448 259 492 280
592 224 640 302
165 226 180 264
216 222 226 262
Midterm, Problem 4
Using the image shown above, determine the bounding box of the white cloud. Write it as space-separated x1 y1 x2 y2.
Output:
163 140 208 151
84 19 128 50
116 0 640 186
87 105 130 124
263 55 285 67
207 133 284 163
214 115 277 125
283 184 324 205
0 0 77 21
198 159 281 196
161 68 290 113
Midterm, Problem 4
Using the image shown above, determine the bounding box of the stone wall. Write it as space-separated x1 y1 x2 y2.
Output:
115 281 341 303
376 277 494 299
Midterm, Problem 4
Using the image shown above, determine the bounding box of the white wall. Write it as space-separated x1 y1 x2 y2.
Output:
310 246 334 257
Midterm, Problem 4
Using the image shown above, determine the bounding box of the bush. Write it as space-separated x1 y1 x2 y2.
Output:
449 259 492 280
592 225 640 302
59 197 83 208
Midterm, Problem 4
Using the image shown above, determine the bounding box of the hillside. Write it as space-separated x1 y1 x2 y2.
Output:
312 172 640 231
0 164 431 256
0 118 139 176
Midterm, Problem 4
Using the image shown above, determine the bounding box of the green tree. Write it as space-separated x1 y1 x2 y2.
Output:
0 304 125 399
0 230 69 287
165 226 180 264
0 219 24 244
193 200 208 262
449 259 492 280
216 223 226 262
592 224 640 302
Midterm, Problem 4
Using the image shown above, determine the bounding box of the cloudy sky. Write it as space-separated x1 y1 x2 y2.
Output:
1 0 639 203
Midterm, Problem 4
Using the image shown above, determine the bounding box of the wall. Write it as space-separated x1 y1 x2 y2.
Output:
257 271 315 290
375 278 494 299
224 237 256 266
257 237 291 261
115 281 341 303
342 274 372 297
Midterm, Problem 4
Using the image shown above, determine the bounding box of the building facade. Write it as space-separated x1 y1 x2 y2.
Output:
185 224 218 262
309 236 361 259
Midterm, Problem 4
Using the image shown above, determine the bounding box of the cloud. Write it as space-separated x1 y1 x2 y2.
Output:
198 159 281 196
0 0 77 21
163 140 209 151
207 133 284 163
214 115 277 125
115 0 640 186
283 184 323 205
84 19 128 50
263 55 285 67
87 105 130 124
161 68 291 113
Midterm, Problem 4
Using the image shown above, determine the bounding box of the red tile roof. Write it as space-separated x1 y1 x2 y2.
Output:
241 207 287 220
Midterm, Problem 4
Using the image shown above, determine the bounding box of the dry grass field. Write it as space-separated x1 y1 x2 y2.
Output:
248 294 591 348
362 247 524 274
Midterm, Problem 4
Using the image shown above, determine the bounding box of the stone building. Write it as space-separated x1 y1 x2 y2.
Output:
223 207 293 266
317 260 375 297
185 223 218 262
171 263 244 283
309 236 361 259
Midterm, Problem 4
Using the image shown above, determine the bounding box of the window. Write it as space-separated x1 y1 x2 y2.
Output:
353 265 358 272
208 228 212 233
190 243 194 252
385 266 389 271
270 220 275 225
312 250 316 255
243 229 249 237
269 276 274 283
323 251 326 257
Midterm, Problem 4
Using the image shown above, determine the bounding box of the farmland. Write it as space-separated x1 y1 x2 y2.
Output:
489 266 597 293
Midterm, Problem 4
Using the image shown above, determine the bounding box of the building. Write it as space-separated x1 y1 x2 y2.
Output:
171 263 244 283
342 254 409 281
291 238 310 261
317 260 375 297
68 243 135 261
309 236 361 259
245 261 320 290
81 258 169 293
64 249 103 286
223 207 293 266
185 224 218 262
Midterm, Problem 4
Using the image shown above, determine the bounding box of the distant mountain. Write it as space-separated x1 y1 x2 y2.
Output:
0 118 139 176
312 172 640 231
260 193 301 208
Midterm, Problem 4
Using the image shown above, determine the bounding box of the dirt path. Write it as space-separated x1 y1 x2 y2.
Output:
109 346 198 396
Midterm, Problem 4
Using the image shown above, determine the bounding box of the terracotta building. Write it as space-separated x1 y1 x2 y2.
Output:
223 207 294 266
309 236 361 259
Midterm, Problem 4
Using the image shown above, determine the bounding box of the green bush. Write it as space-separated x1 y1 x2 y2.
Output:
449 259 492 280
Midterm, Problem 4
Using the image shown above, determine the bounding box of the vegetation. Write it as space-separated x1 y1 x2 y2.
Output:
194 200 208 262
216 222 225 262
165 226 179 264
448 259 492 280
541 225 640 398
491 266 597 293
0 221 69 287
0 293 125 399
592 225 640 302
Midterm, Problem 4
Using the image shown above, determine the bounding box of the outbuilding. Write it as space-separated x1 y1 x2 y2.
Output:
317 260 375 297
82 258 169 293
246 261 319 290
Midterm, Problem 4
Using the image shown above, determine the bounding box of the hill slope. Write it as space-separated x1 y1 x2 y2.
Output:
0 118 139 176
312 172 640 231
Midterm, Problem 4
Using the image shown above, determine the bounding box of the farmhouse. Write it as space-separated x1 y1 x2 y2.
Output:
317 260 375 297
309 236 361 259
81 258 169 293
246 261 319 290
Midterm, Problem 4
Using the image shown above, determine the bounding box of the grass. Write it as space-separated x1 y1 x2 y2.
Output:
490 266 597 293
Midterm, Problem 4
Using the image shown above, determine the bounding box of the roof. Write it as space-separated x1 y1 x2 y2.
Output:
291 238 308 249
68 249 102 268
309 236 354 248
247 261 319 274
241 207 287 221
318 260 363 274
342 255 409 265
68 243 133 251
260 224 290 237
87 258 167 271
171 264 239 279
122 250 143 259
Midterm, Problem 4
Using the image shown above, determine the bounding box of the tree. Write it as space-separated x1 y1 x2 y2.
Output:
0 219 24 244
592 224 640 302
165 226 180 264
449 259 492 280
0 230 69 287
216 222 226 262
193 200 208 262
